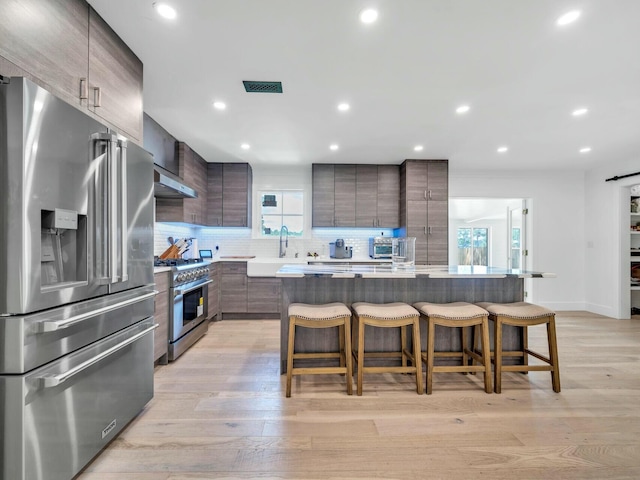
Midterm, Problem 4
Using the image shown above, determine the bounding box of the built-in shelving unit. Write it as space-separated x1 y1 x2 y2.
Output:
630 188 640 316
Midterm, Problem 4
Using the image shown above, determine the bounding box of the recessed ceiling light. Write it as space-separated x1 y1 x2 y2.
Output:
414 145 424 152
213 101 226 110
241 143 250 150
497 146 508 153
330 144 339 151
360 8 379 24
556 10 581 26
456 105 470 114
579 147 592 153
153 2 177 20
572 107 588 116
337 103 350 112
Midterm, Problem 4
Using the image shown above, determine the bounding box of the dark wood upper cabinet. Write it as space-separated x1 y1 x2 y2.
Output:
206 163 223 227
0 0 89 108
313 163 399 228
222 163 252 227
0 0 143 142
312 164 336 227
88 7 143 141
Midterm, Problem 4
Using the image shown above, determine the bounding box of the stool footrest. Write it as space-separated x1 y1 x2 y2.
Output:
293 352 343 360
501 365 554 372
292 367 348 375
362 366 417 374
432 365 487 373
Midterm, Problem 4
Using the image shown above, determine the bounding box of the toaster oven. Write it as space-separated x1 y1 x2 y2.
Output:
369 237 393 258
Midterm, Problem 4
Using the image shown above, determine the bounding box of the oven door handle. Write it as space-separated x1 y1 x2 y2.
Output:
175 279 212 296
39 291 158 333
39 324 158 388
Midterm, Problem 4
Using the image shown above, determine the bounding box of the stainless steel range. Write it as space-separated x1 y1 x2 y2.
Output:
159 260 211 361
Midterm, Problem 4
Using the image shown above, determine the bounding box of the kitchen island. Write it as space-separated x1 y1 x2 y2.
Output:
275 264 555 373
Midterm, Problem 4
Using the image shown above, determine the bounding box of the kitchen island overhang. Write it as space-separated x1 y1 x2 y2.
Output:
276 264 555 374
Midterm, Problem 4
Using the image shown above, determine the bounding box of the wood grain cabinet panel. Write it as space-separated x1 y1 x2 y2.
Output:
401 160 448 265
88 7 143 141
220 262 248 312
0 1 143 143
0 0 89 108
356 165 378 227
312 164 335 227
206 163 223 226
334 165 356 227
153 271 170 364
222 163 252 227
376 165 400 228
247 278 281 314
207 264 220 320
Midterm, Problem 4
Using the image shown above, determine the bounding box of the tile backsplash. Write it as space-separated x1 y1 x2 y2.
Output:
154 223 394 260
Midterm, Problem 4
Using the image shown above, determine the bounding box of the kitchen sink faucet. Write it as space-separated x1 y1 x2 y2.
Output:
279 225 289 258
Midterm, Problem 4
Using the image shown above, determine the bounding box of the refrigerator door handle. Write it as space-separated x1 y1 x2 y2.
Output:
108 134 119 284
119 139 128 282
39 291 158 332
39 323 158 388
92 132 119 285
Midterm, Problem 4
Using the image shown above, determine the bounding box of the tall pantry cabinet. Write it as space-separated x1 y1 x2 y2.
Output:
400 160 448 265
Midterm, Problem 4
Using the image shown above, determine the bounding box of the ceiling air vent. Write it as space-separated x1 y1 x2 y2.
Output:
243 81 283 93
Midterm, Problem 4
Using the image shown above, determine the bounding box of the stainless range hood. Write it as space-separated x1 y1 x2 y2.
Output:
154 166 197 199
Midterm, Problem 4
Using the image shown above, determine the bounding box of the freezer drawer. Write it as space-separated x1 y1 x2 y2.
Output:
0 286 155 374
0 318 155 480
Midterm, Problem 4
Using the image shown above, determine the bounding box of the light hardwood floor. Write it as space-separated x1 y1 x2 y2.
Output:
77 312 640 480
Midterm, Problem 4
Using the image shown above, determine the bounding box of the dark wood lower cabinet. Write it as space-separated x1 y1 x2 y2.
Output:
153 271 170 364
247 278 281 314
207 264 220 320
220 262 281 317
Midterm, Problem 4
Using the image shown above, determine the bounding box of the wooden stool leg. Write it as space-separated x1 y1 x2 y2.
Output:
494 317 503 394
286 317 296 398
412 317 423 394
426 317 435 395
357 317 365 396
547 315 561 393
461 325 468 373
480 318 492 394
344 316 353 395
401 324 408 368
338 324 345 369
521 325 529 374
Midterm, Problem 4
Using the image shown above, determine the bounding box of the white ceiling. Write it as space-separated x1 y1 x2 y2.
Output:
87 0 640 173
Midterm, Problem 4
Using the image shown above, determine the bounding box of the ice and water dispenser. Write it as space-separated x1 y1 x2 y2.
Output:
41 208 87 287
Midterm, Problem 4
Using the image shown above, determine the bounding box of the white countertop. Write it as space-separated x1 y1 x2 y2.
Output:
275 264 557 279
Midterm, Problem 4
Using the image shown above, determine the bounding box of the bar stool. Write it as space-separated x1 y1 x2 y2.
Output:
286 302 353 397
414 302 492 394
475 302 560 393
351 302 423 395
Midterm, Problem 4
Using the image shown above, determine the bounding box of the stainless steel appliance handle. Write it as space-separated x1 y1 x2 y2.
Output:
119 139 128 282
39 324 158 388
92 132 119 284
175 279 212 296
40 291 157 332
108 135 119 283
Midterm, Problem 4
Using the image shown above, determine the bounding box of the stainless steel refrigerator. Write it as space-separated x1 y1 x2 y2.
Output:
0 77 156 480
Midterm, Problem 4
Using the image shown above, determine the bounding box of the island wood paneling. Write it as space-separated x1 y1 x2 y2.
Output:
279 276 524 373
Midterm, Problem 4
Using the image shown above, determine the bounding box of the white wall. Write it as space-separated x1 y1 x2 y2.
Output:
449 170 586 311
584 157 640 319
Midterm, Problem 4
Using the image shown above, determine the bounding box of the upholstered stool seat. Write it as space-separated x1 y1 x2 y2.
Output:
351 302 423 395
286 302 353 397
475 302 560 393
414 302 492 394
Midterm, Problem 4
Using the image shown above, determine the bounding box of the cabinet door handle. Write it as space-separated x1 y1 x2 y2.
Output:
428 226 433 235
79 78 88 100
424 190 427 200
424 226 427 235
428 190 432 200
93 87 102 107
